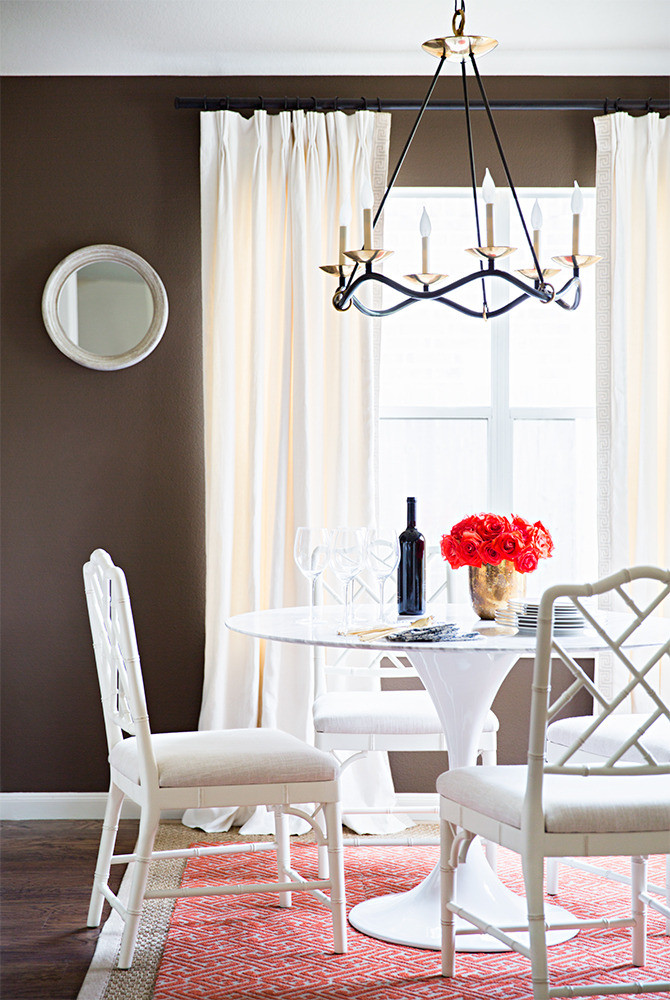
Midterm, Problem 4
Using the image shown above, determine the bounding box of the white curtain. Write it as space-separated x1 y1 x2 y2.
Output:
183 109 398 832
594 111 670 704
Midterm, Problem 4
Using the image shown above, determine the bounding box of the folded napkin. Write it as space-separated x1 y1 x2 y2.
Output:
337 615 434 641
383 622 481 643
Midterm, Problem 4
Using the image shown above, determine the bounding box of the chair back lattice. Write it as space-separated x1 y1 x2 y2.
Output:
84 549 157 783
528 566 670 787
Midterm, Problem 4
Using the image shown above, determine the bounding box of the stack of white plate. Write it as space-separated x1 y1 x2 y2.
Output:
494 600 585 634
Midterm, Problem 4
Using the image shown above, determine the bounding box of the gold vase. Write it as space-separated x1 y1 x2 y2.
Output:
468 560 526 620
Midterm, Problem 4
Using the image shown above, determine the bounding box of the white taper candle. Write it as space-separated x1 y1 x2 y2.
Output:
420 206 431 273
482 168 495 246
571 181 583 257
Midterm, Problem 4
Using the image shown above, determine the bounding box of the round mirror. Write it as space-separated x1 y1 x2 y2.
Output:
42 245 168 370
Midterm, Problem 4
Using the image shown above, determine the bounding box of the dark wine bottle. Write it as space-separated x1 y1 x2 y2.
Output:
397 496 426 616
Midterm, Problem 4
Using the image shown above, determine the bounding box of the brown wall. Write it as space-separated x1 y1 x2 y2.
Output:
1 74 666 794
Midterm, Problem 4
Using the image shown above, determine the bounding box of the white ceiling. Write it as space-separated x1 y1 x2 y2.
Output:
1 0 669 77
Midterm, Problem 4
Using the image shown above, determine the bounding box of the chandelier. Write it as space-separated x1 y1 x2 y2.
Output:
321 3 601 321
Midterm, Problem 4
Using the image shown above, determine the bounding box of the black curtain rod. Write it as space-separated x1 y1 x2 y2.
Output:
175 96 669 114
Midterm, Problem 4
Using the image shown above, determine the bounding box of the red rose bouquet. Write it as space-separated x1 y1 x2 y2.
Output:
440 513 553 573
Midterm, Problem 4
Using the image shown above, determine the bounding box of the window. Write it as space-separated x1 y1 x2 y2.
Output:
378 187 597 601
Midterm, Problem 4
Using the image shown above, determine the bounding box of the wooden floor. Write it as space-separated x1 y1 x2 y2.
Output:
1 819 139 1000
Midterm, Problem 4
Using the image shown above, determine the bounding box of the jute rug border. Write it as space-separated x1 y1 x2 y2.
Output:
78 821 438 1000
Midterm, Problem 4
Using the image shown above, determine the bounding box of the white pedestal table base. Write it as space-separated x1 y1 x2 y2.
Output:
349 839 578 951
351 646 578 951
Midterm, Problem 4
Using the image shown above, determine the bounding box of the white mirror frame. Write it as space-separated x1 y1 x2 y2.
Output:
42 244 168 371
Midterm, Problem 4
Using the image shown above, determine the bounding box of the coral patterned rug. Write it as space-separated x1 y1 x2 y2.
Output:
158 846 668 1000
79 828 669 1000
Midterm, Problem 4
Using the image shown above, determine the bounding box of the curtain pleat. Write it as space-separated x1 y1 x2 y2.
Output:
184 110 397 832
594 111 670 705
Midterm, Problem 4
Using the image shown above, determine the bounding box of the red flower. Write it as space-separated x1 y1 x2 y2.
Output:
511 515 533 544
479 540 503 565
532 521 554 558
492 531 522 561
515 546 540 573
478 513 510 541
440 533 466 569
450 514 480 539
440 513 554 570
459 530 484 567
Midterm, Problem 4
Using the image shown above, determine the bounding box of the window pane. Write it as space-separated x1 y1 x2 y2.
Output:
379 418 487 548
508 192 596 408
379 192 491 408
513 418 597 595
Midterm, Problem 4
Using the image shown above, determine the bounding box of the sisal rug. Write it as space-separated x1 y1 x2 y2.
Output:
78 824 668 1000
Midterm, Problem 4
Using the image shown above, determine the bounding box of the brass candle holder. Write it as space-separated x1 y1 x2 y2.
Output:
465 246 516 262
319 263 355 278
403 272 448 287
516 266 560 280
552 253 602 269
343 248 394 265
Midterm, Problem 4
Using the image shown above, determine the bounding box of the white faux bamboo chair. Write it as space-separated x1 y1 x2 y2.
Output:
314 548 498 857
438 566 670 999
84 549 346 969
545 714 670 932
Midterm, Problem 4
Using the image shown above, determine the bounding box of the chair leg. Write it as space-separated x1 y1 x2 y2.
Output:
318 844 329 878
545 857 560 895
273 806 292 908
117 806 159 969
665 855 670 935
631 855 648 966
522 854 550 1000
480 742 497 872
440 817 456 977
87 782 125 927
323 800 347 954
310 803 329 878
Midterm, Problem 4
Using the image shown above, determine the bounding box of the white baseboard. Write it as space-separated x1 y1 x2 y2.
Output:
0 793 182 821
0 791 436 823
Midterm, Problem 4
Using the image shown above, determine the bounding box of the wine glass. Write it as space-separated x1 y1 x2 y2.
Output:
366 526 400 624
293 528 331 624
330 527 367 630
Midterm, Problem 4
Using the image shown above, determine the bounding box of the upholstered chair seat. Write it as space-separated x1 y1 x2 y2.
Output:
314 689 498 739
110 727 339 788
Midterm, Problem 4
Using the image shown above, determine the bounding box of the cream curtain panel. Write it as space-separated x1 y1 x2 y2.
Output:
594 111 670 703
184 109 396 832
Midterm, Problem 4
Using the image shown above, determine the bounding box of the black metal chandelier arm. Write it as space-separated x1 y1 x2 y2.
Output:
468 51 544 280
344 295 420 319
337 266 556 303
336 288 538 321
460 57 489 316
333 271 420 313
332 267 555 317
484 268 554 302
554 275 582 311
372 55 446 232
340 52 447 304
431 291 532 319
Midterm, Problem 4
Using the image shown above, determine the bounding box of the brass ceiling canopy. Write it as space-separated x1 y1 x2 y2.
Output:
422 10 498 60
